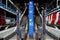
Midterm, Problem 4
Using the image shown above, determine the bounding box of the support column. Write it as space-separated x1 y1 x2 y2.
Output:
0 0 2 4
16 11 20 40
42 10 46 40
6 0 8 8
28 1 34 38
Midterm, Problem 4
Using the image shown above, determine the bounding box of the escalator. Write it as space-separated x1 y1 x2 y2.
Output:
9 15 55 40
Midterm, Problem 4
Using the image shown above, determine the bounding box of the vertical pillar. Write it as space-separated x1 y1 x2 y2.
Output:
16 11 20 40
57 0 59 8
4 11 6 22
6 0 8 8
0 0 2 4
42 10 46 40
28 1 34 37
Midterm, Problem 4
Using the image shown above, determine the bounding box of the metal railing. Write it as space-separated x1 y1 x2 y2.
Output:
0 0 21 15
46 7 60 16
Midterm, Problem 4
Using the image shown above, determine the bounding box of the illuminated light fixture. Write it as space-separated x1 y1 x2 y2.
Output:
28 1 34 37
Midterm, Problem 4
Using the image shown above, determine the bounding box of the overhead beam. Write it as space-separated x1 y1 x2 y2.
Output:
9 0 22 13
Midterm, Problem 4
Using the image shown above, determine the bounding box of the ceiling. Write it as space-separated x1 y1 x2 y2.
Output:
11 0 56 16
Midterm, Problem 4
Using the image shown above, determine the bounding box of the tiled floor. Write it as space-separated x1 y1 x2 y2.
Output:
45 34 54 40
9 34 54 40
9 35 17 40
